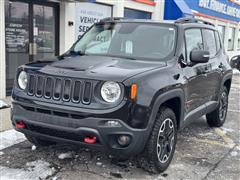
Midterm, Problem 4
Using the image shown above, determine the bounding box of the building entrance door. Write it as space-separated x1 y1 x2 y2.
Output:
5 0 59 95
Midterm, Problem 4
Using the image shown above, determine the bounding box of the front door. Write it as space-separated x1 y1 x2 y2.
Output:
183 28 209 114
5 0 59 95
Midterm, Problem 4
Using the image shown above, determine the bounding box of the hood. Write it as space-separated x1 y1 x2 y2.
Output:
26 55 167 82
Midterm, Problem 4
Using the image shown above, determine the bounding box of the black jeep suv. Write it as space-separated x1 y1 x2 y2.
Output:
11 17 232 173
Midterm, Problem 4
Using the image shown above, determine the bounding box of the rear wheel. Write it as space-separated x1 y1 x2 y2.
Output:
138 107 177 173
25 135 55 146
206 86 228 127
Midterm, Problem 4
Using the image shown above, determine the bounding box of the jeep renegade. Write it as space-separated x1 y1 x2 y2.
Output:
11 17 233 173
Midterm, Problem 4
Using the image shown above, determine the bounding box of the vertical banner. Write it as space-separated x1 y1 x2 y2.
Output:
75 3 112 40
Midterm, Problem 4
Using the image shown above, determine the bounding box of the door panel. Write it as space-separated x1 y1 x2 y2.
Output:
5 1 30 94
5 0 59 94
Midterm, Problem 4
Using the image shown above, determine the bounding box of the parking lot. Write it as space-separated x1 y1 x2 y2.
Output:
0 75 239 180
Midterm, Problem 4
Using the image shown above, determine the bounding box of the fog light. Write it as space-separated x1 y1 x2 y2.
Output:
117 135 131 146
105 120 121 127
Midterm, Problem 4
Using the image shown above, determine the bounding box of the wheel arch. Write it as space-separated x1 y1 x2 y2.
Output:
147 89 185 134
221 73 232 94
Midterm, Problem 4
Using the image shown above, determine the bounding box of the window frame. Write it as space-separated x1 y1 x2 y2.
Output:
184 27 222 62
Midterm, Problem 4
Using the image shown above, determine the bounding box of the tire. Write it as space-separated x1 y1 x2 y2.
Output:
138 107 177 173
206 86 228 127
25 135 55 146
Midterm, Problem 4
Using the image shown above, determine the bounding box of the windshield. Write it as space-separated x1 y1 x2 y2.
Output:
72 22 176 60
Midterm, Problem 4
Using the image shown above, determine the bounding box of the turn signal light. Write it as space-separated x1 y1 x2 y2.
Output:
84 136 97 144
130 84 137 100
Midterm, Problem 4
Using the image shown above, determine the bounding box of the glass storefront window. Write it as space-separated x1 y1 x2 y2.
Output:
124 8 151 19
33 4 55 60
217 25 225 43
5 1 29 94
228 27 235 51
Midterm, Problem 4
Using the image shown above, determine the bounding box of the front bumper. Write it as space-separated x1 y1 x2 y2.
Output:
11 102 149 156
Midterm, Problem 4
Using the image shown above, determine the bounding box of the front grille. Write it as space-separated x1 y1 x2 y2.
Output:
27 74 93 105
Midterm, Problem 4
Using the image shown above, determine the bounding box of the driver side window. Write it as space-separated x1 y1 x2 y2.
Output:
185 29 204 61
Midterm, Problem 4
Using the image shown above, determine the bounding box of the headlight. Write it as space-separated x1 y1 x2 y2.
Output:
101 81 121 103
18 71 27 90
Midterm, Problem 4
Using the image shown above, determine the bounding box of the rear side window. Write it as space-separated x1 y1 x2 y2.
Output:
185 29 204 61
203 29 217 57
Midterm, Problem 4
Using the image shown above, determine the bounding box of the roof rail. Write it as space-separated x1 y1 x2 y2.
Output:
175 17 215 27
100 17 125 22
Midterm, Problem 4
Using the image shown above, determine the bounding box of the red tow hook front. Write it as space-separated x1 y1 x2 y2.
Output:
84 136 97 144
16 121 25 129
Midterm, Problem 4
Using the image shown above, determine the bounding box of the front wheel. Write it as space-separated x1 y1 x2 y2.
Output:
206 86 229 127
138 107 177 173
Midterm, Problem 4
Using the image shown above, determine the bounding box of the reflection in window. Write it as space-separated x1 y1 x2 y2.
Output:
238 30 240 50
228 27 235 51
5 1 29 53
185 29 204 61
203 29 217 57
34 5 55 52
74 23 176 60
217 25 225 43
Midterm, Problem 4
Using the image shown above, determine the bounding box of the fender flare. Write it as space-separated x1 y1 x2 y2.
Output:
221 72 232 88
145 88 185 138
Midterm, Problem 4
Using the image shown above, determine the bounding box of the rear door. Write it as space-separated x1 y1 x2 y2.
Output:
202 29 222 103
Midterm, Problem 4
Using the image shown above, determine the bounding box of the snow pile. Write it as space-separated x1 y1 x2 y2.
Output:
0 100 10 109
58 152 73 159
0 130 26 150
0 160 56 180
233 69 240 75
31 145 37 151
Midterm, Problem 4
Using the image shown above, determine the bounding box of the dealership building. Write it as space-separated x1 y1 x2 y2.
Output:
0 0 239 99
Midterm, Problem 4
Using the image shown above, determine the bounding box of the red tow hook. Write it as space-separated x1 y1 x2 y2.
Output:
84 136 97 144
16 121 25 129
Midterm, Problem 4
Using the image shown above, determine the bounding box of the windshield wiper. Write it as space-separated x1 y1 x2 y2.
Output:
69 50 85 56
58 50 86 60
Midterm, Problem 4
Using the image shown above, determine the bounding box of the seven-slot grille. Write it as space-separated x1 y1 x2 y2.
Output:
27 74 92 104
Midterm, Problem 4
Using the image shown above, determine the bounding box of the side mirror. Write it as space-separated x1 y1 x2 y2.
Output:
230 55 240 62
230 55 240 69
190 50 210 63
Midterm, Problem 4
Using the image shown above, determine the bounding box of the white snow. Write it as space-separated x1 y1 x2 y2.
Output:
96 162 102 166
0 100 10 109
230 151 238 157
233 69 240 75
0 129 26 150
0 151 4 156
31 145 37 151
58 152 73 159
220 127 234 133
0 160 56 180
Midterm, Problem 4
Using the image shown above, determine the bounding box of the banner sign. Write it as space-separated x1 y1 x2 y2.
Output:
184 0 240 22
75 3 112 40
